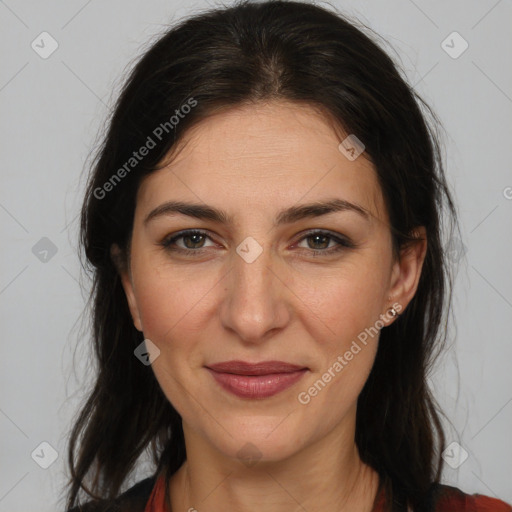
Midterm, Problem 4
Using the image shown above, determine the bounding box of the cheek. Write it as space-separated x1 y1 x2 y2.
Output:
130 262 213 411
296 278 381 429
294 261 388 342
291 260 386 406
131 256 219 344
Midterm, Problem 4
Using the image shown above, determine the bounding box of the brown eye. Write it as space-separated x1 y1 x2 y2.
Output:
160 230 215 254
180 232 207 249
295 230 355 255
303 233 331 250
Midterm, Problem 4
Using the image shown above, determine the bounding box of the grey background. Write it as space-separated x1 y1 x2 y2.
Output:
1 1 511 510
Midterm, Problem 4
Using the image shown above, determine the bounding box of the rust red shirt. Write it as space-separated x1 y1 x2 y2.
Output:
144 472 512 512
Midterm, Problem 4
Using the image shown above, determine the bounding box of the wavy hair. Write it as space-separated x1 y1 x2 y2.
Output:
65 1 460 511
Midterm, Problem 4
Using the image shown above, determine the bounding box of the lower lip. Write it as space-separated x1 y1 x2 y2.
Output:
206 368 308 399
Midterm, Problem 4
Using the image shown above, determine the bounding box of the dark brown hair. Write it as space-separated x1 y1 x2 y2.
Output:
65 1 460 511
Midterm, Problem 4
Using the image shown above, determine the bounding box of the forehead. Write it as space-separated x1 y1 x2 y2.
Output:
136 101 386 224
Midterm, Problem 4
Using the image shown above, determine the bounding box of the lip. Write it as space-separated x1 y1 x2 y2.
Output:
205 360 308 399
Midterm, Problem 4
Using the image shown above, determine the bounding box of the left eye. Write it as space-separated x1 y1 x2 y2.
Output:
296 232 345 251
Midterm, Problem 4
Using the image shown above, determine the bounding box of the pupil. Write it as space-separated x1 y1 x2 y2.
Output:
310 235 328 249
186 234 204 248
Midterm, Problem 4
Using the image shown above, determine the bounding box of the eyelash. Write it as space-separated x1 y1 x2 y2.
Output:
159 229 356 257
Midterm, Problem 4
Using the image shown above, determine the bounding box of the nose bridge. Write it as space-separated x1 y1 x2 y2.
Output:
220 237 287 341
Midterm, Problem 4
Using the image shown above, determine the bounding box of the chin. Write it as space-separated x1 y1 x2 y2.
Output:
204 415 308 466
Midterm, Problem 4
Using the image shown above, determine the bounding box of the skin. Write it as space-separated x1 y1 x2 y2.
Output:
114 100 427 512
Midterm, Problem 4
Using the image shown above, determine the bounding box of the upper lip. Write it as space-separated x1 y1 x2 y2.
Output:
206 360 307 375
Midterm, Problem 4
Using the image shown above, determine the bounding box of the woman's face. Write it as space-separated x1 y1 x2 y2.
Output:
118 100 425 464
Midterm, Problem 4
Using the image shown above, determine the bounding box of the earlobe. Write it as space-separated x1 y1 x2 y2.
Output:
110 244 143 332
386 227 427 319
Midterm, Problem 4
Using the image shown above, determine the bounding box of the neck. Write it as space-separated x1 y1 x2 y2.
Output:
169 420 380 512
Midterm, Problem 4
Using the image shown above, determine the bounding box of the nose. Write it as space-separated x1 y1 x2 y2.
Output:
219 240 291 344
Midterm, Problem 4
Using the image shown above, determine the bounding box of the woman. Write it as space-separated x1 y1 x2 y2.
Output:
64 1 512 511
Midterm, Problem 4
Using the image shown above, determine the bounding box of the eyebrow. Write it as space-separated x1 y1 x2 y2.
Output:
143 198 371 227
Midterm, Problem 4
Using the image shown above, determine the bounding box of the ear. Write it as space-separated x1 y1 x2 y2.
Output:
110 244 143 332
386 226 427 320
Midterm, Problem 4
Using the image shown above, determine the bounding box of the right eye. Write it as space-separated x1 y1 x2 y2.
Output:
160 229 216 255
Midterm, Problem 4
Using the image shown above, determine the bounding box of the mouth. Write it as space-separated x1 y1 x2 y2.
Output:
205 360 308 399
